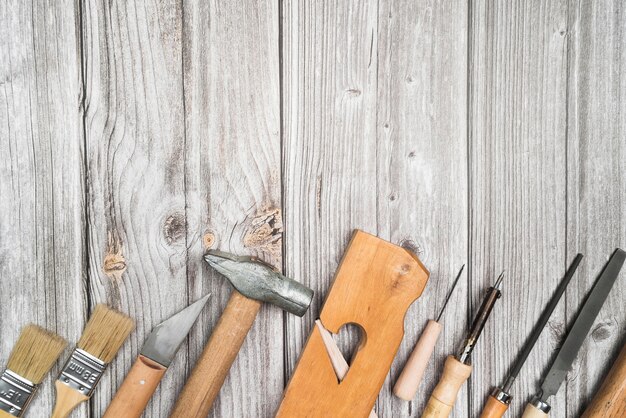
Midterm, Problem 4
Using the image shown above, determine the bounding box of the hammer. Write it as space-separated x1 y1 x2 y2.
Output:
169 250 314 418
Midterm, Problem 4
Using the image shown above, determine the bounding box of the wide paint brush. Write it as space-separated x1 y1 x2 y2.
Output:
102 294 210 418
51 304 134 418
0 325 67 417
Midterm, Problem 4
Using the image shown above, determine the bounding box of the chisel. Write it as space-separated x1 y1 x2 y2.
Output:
522 248 626 418
103 294 210 418
422 272 504 418
394 265 465 400
480 254 583 418
581 342 626 418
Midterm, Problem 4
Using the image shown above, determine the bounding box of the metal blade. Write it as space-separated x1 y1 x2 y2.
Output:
140 293 211 367
539 249 625 401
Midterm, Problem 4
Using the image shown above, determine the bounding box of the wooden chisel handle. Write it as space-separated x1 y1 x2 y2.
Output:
169 291 262 418
521 403 548 418
581 343 626 418
480 393 509 418
422 355 472 418
394 320 442 400
103 355 167 418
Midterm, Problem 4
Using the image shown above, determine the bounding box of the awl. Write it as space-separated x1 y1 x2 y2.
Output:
480 254 583 418
394 265 465 400
522 248 625 418
102 294 210 418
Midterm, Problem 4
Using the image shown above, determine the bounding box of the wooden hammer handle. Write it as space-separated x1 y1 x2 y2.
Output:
103 355 167 418
581 342 626 418
169 291 262 418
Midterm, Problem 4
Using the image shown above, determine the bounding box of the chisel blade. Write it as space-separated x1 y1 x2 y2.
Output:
539 249 625 401
140 294 211 367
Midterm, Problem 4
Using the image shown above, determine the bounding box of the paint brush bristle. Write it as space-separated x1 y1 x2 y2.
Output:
6 325 67 384
77 304 134 363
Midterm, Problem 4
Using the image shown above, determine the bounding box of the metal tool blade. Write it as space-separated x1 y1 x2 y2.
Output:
502 254 583 392
140 293 211 367
539 249 625 401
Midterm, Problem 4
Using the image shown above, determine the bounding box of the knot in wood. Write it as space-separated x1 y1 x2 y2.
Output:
163 212 186 245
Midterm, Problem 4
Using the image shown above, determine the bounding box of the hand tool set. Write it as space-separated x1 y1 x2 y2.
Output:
521 248 625 418
1 229 624 418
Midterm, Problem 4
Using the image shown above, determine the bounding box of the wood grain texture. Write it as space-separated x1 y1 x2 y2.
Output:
281 0 380 385
375 0 468 416
469 1 569 417
181 1 283 416
282 5 468 418
0 0 625 417
81 0 188 416
566 1 626 416
0 0 85 416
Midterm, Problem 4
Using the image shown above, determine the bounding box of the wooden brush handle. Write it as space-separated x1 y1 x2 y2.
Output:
169 290 262 418
422 356 472 418
102 355 167 418
581 343 626 418
521 403 549 418
480 394 509 418
51 380 89 418
394 319 442 400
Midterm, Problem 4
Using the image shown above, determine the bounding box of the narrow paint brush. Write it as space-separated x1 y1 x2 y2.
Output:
0 325 67 417
51 304 134 418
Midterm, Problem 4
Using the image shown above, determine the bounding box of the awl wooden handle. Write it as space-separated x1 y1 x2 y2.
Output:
169 291 262 418
422 355 472 418
581 342 626 418
394 319 442 400
103 355 167 418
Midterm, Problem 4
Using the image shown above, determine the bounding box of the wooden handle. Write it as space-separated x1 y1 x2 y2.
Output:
581 343 626 418
169 290 262 418
521 403 549 418
479 394 509 418
421 355 472 418
394 319 442 400
102 355 167 418
51 381 89 418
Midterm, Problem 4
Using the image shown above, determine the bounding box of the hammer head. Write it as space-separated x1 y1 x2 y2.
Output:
204 250 314 317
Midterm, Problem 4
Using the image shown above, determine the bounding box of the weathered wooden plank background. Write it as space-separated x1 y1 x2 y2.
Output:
0 1 624 417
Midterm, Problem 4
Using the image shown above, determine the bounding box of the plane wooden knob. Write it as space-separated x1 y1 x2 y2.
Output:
422 355 472 418
581 343 626 418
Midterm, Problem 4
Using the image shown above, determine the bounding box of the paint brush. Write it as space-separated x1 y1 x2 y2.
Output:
51 304 134 418
0 325 67 417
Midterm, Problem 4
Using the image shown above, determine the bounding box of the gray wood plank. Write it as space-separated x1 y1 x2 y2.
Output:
281 0 380 379
282 1 468 417
181 1 284 417
469 1 570 417
375 1 468 417
0 0 86 416
565 1 626 416
81 0 189 416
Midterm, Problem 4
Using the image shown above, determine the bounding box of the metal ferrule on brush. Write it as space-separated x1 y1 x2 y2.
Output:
57 349 106 397
0 369 38 417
